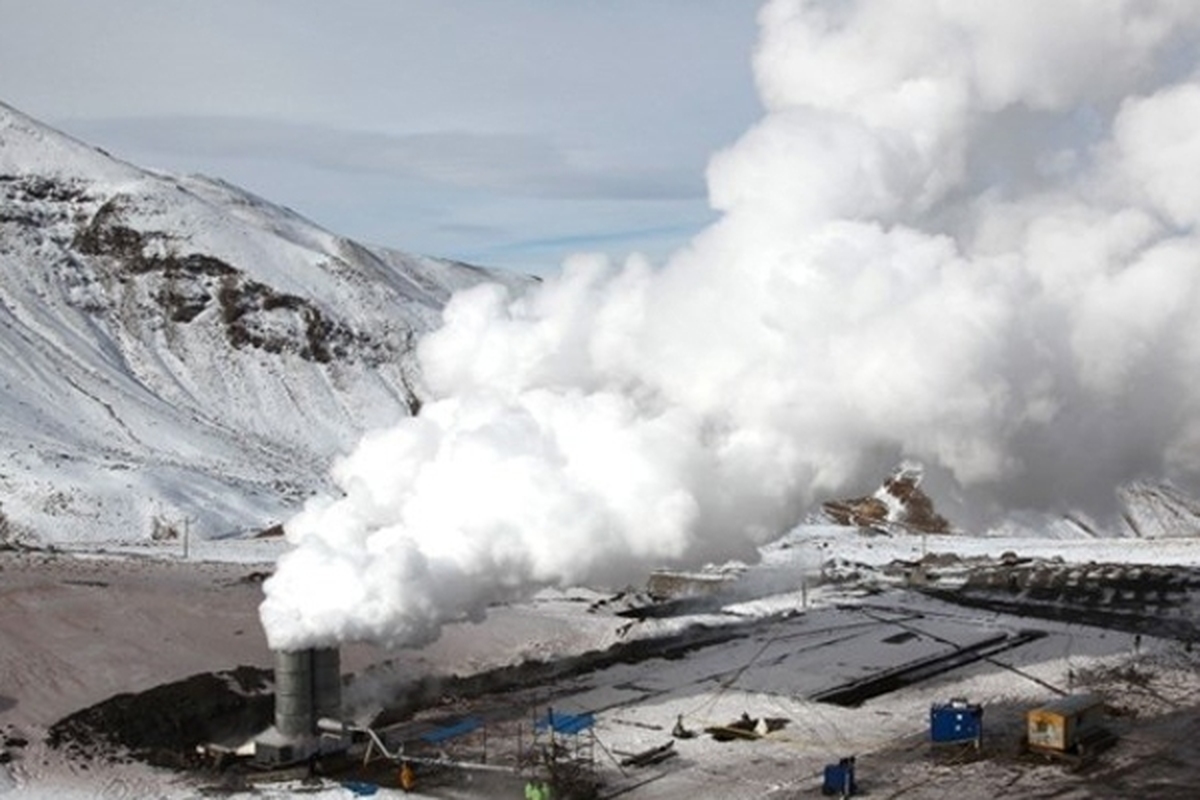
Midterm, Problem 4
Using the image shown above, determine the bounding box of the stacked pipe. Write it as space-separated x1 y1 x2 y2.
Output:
274 647 341 739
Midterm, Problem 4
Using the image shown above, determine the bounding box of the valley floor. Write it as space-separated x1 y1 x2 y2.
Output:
3 529 1200 798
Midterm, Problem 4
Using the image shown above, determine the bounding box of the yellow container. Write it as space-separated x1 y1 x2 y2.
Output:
1026 694 1105 753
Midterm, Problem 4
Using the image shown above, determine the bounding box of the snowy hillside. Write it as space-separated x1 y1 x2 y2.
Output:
820 462 1200 541
0 101 531 545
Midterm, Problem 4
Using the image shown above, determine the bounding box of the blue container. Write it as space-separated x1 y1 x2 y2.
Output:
822 757 856 796
930 699 983 746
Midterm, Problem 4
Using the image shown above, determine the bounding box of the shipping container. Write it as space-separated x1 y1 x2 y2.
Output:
1025 694 1106 754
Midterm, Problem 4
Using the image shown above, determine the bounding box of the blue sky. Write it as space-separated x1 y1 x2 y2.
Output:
0 1 763 275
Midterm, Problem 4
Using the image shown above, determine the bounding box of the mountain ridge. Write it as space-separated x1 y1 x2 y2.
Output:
0 101 531 545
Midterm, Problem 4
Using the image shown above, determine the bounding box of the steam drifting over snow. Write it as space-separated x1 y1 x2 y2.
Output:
260 0 1200 650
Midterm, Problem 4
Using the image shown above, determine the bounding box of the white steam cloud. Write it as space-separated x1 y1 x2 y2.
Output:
261 0 1200 650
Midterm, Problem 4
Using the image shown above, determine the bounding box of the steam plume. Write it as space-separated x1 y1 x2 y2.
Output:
261 0 1200 650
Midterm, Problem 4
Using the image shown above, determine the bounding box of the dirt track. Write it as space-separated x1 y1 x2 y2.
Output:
0 549 275 732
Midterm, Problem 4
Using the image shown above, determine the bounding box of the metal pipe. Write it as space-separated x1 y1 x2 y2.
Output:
274 649 315 738
311 646 342 723
317 719 517 775
274 647 342 739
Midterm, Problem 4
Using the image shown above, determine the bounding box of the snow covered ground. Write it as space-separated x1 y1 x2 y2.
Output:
780 524 1200 571
4 525 1200 798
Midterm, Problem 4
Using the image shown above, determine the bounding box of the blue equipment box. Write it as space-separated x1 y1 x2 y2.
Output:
930 699 983 746
822 756 856 796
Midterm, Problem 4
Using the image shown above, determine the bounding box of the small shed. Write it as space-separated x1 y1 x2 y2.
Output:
930 698 983 748
822 756 857 797
1025 694 1105 754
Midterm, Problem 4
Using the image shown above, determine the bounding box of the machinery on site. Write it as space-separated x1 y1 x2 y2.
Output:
930 698 984 750
822 756 857 797
1023 694 1117 763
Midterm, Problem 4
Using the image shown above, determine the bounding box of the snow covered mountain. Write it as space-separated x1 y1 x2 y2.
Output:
820 462 1200 540
0 101 531 545
821 462 952 535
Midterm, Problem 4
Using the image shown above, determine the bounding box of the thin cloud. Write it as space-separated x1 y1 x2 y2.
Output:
491 224 705 253
65 115 706 201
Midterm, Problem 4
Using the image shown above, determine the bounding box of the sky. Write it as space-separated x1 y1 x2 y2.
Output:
0 0 762 276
